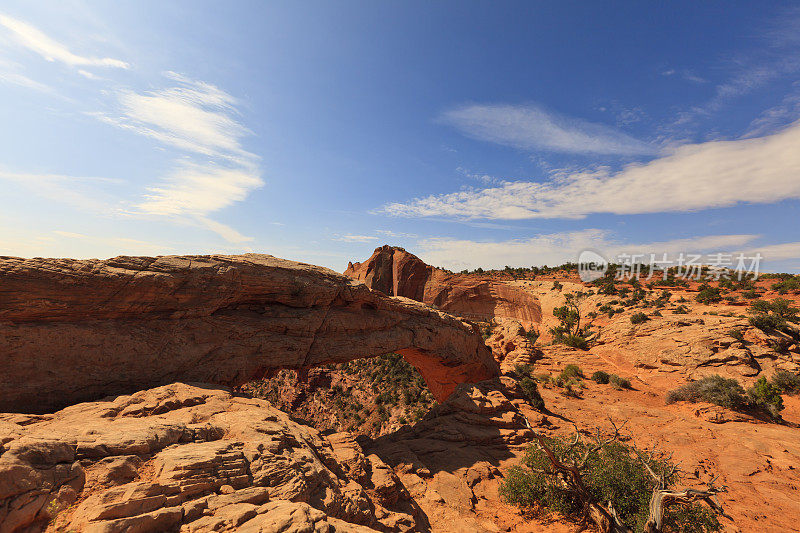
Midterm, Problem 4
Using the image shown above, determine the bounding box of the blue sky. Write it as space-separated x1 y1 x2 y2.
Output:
1 1 800 273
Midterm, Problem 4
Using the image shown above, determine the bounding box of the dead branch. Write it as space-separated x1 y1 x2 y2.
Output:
518 412 729 533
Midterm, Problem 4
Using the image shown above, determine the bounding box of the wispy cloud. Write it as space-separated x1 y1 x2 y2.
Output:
744 84 800 137
381 119 800 220
440 103 657 156
333 234 379 243
0 13 128 69
94 72 263 242
416 231 762 271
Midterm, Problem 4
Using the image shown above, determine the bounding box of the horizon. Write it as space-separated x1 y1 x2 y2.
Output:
2 2 800 273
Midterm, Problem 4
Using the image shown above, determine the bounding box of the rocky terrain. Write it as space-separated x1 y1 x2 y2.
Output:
1 247 800 532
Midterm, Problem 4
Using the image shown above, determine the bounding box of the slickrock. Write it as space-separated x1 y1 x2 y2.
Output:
0 254 497 413
0 380 535 533
0 383 412 533
483 320 543 373
344 246 542 326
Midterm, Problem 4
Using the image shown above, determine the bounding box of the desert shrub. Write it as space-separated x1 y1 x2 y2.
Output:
553 280 563 291
500 436 721 531
673 305 689 314
513 363 533 378
667 375 785 419
666 375 748 410
747 376 784 418
695 285 723 304
630 312 649 325
770 370 800 394
591 370 610 384
557 334 588 349
519 377 546 411
560 364 584 380
741 289 759 299
550 294 591 349
561 379 583 397
523 327 540 344
609 374 632 389
728 329 745 343
748 298 800 333
771 277 800 294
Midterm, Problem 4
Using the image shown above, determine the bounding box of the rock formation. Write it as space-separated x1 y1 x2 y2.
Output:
344 246 542 326
0 254 497 413
0 379 536 533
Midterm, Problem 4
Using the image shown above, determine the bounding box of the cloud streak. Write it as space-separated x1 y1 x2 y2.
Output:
440 104 657 156
381 119 800 220
416 231 764 271
95 73 263 242
0 13 128 69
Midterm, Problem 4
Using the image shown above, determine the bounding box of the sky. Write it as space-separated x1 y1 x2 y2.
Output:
1 1 800 273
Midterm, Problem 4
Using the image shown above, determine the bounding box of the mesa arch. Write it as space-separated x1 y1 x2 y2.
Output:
0 254 498 413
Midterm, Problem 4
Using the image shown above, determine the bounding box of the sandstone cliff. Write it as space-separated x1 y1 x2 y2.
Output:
344 246 542 326
0 254 497 413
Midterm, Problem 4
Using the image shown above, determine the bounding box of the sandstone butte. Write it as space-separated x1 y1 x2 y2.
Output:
0 254 497 414
344 246 542 327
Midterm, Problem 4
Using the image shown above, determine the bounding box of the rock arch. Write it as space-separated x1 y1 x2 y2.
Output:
0 254 498 413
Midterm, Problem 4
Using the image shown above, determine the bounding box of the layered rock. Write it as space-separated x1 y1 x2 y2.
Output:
0 254 497 413
0 383 414 533
344 246 542 326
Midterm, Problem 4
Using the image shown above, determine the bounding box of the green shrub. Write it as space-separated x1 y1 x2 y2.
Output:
747 376 784 419
673 305 689 314
499 436 721 531
666 375 748 410
771 370 800 394
609 374 632 389
667 374 785 419
630 312 649 324
591 370 610 384
771 277 800 294
728 329 745 343
523 327 540 344
550 293 591 349
748 298 799 332
520 377 546 411
695 285 723 304
560 364 584 380
742 289 759 299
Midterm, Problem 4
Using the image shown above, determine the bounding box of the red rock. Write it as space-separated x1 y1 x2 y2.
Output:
0 253 497 413
345 246 542 326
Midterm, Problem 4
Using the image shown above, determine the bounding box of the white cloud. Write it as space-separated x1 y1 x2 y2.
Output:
137 162 262 216
94 73 263 243
416 231 762 271
381 119 800 220
744 86 800 137
334 234 379 243
95 73 256 166
440 104 657 156
0 13 128 69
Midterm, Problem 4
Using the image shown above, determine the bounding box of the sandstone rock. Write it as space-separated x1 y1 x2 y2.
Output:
345 246 542 326
0 383 417 533
0 253 497 412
